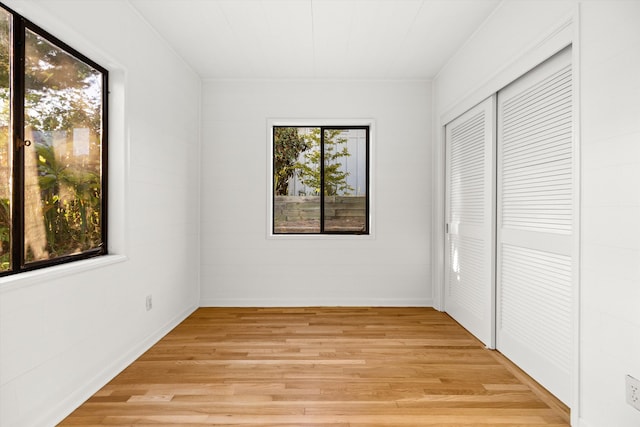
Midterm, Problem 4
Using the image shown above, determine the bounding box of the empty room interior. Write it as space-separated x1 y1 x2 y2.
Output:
0 0 639 426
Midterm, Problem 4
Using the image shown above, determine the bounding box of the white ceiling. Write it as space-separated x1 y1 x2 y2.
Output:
129 0 501 80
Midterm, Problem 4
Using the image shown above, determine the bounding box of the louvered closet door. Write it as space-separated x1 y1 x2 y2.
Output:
497 46 573 404
445 96 495 348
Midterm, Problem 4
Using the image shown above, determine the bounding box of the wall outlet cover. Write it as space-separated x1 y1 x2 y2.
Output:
626 375 640 411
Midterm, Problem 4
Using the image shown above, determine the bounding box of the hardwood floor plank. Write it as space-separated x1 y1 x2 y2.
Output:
59 307 570 426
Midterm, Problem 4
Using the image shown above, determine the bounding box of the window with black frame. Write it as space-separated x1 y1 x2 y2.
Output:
0 3 108 276
272 126 369 235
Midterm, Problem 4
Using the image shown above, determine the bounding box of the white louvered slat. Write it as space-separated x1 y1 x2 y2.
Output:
449 235 485 319
449 110 486 225
501 61 572 234
496 46 573 405
500 244 572 371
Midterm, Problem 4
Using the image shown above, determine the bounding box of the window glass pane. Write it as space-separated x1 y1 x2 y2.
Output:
23 29 104 264
273 126 369 235
273 127 319 233
0 9 10 271
323 129 367 233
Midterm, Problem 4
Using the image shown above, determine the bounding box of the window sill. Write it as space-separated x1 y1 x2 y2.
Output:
0 254 128 294
267 232 375 241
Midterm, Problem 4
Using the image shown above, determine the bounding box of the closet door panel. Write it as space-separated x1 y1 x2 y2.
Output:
497 46 573 404
445 96 495 348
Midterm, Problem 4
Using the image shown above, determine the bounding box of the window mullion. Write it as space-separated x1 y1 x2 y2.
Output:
100 71 109 253
11 17 26 272
365 127 370 234
319 127 325 233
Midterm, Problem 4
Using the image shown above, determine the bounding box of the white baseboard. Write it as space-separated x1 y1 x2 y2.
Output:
199 298 434 307
36 304 198 427
576 418 594 427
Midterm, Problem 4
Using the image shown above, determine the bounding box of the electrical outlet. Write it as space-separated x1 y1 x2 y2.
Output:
145 295 153 311
627 375 640 411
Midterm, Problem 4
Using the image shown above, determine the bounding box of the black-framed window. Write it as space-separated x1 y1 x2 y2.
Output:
0 3 108 276
272 126 369 235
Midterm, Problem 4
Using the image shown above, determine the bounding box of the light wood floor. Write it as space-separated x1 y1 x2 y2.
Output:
60 307 570 426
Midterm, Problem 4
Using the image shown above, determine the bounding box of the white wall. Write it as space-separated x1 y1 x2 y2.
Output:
433 1 640 426
579 2 640 426
0 1 201 426
201 80 432 306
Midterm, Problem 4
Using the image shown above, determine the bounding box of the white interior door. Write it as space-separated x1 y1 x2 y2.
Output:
496 46 573 404
445 96 495 348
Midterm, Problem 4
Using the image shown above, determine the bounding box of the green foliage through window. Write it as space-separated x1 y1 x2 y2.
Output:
0 4 107 275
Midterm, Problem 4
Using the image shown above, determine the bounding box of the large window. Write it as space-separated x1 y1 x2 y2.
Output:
272 125 369 235
0 4 108 276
